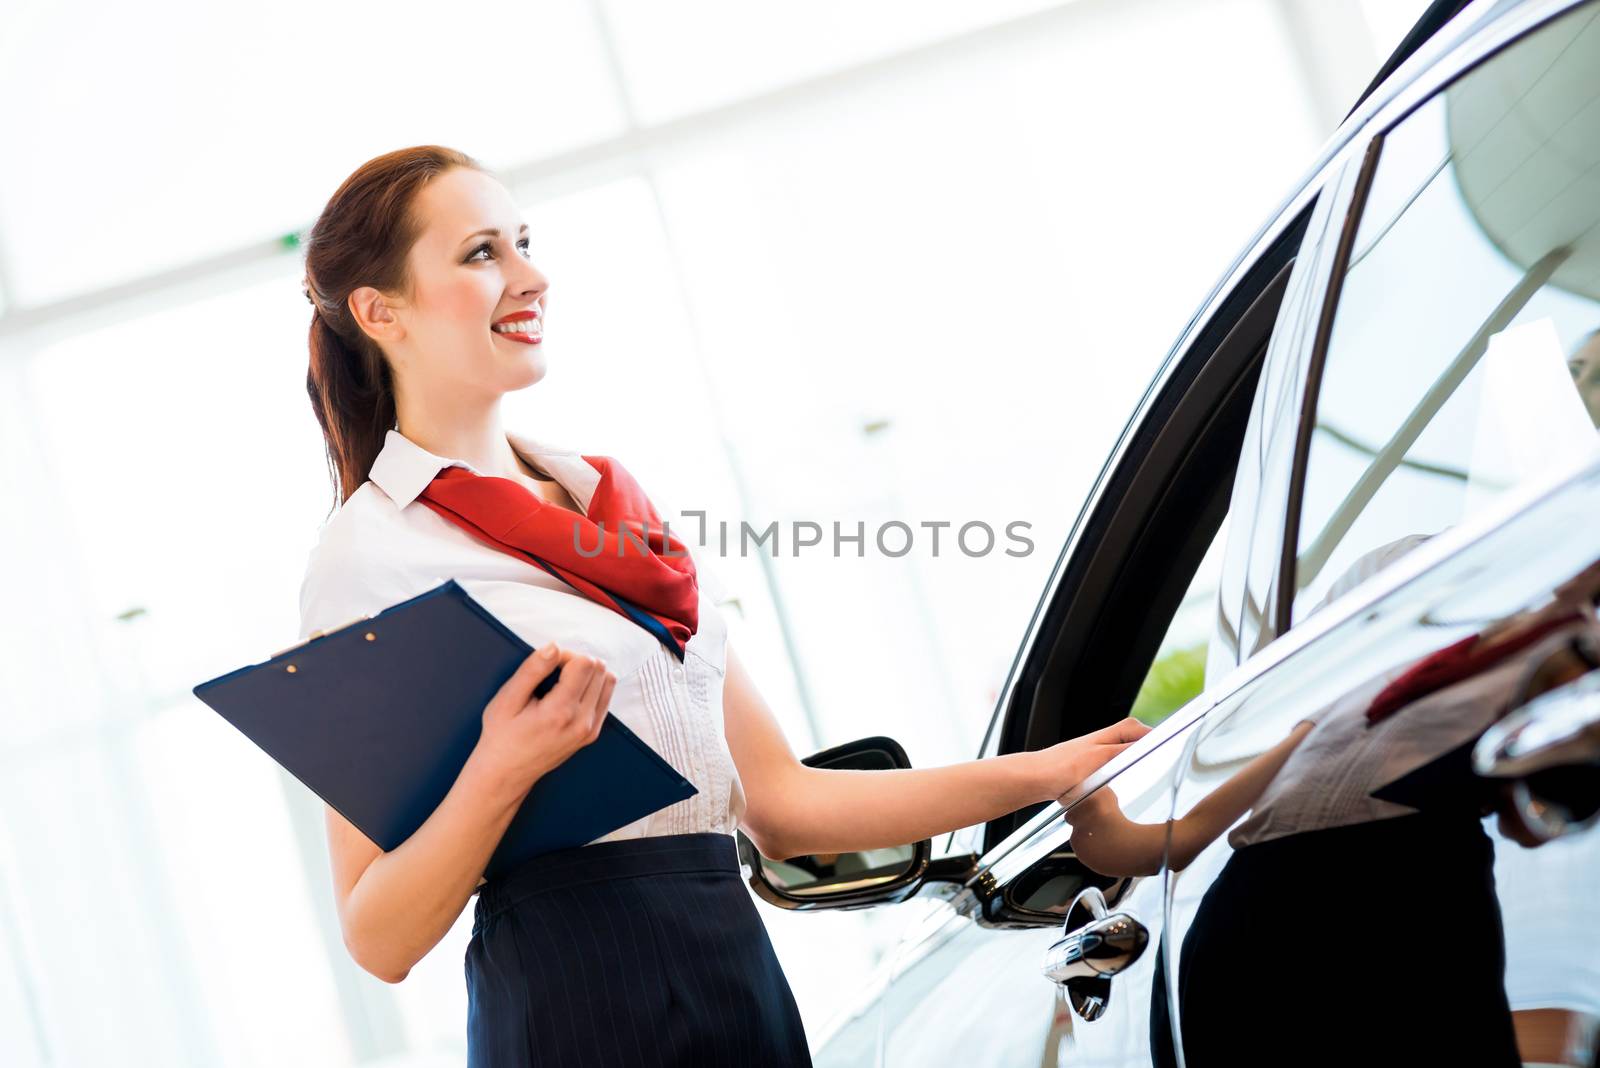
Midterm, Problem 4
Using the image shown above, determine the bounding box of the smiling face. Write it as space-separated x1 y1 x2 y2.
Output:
353 166 551 406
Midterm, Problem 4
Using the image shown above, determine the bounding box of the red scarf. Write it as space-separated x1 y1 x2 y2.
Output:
1364 610 1584 724
415 456 699 659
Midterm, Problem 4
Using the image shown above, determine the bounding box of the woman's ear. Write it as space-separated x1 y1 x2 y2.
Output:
350 284 404 343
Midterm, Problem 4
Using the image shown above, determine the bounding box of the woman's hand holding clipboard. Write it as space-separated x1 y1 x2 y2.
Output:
477 642 619 797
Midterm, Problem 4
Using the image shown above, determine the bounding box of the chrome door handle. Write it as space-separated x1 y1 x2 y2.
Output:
1475 667 1600 778
1041 886 1149 1021
1475 666 1600 841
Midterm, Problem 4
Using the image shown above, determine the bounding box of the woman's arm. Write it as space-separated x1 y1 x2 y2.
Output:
722 643 1149 859
327 749 527 983
329 645 616 983
1066 718 1317 877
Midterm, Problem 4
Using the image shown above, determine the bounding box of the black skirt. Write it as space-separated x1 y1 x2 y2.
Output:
1150 811 1520 1067
465 831 813 1068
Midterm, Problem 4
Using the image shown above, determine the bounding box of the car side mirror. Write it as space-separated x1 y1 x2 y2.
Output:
735 735 940 911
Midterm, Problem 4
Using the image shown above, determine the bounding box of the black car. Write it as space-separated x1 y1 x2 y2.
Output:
738 1 1600 1064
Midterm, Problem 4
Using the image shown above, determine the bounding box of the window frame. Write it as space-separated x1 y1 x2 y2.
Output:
1273 137 1383 633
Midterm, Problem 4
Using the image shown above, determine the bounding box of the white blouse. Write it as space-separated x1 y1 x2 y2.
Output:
1226 617 1597 851
295 426 747 845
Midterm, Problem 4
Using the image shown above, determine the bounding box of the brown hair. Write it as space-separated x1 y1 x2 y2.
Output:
302 145 489 516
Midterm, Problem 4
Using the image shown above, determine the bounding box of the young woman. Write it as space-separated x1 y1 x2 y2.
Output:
297 144 1150 1068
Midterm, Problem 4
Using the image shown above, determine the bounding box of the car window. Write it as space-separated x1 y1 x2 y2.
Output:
1209 173 1358 672
1129 515 1228 726
1289 3 1600 624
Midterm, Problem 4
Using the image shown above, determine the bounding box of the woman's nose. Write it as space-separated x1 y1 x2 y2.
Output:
509 257 548 298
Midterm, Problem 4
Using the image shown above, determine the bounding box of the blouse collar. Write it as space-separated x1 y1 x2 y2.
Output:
368 426 599 512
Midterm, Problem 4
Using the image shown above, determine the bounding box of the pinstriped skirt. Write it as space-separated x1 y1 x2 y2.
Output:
465 832 813 1068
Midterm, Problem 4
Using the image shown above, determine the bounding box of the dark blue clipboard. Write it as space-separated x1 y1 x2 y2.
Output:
193 579 697 882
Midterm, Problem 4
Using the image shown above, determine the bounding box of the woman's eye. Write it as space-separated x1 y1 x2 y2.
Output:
467 238 533 262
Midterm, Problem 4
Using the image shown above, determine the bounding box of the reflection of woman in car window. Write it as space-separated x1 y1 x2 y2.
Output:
1570 327 1600 427
1069 562 1600 1067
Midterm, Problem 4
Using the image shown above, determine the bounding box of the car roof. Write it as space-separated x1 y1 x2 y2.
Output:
1346 0 1479 120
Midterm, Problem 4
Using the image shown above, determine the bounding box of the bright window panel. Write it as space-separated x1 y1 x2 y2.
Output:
24 274 336 714
650 0 1324 762
1358 0 1437 60
0 0 626 307
599 0 1069 123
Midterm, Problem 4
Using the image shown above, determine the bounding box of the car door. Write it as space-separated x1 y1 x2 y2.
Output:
1154 2 1600 1064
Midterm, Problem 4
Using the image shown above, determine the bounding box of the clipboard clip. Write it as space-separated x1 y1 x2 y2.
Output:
269 613 374 659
